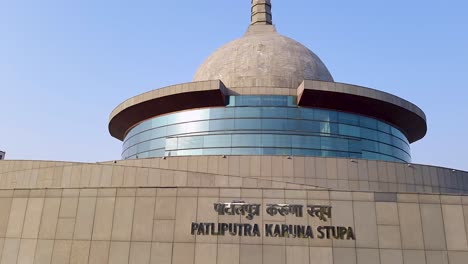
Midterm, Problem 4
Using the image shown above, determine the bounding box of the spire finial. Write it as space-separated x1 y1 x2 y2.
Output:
251 0 272 25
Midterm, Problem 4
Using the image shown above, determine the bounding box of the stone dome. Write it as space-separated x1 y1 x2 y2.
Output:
193 25 334 90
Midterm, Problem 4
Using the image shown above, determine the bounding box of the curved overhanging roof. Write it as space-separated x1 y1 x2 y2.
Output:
109 79 426 144
297 80 427 143
109 80 227 141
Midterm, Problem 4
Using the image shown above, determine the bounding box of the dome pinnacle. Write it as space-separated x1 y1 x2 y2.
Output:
251 0 272 25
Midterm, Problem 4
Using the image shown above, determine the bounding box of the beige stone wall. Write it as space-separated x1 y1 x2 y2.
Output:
0 156 467 194
0 187 466 263
1 157 467 262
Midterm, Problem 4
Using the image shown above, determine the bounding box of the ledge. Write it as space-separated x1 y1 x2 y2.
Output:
109 80 227 140
109 79 427 143
297 80 427 143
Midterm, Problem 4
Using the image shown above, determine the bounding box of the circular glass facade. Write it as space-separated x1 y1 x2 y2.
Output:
122 96 411 162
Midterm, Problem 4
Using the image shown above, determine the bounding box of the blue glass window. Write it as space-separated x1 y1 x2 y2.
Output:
231 148 262 155
232 134 262 147
262 107 288 118
338 112 359 125
236 107 262 118
178 136 204 149
377 121 391 133
234 119 262 130
292 135 320 149
339 124 360 137
360 116 377 129
123 95 411 163
298 120 320 133
315 109 338 122
204 135 232 148
210 108 235 119
209 119 235 131
261 134 291 148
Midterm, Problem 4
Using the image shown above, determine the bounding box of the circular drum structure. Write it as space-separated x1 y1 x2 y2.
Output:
121 95 411 162
109 80 426 163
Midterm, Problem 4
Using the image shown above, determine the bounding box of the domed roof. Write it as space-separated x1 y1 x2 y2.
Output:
193 26 333 89
193 0 333 91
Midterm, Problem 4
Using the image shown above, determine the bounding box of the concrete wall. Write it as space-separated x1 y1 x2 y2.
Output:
0 157 468 263
0 187 466 263
1 156 467 194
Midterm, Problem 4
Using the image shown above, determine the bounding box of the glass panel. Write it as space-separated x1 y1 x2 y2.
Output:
320 122 338 134
137 120 152 133
391 127 408 143
261 107 288 118
377 121 391 133
178 136 204 149
339 124 360 137
150 138 165 149
236 107 262 118
263 148 291 155
320 137 334 150
333 138 349 152
137 142 151 153
127 146 137 157
166 124 184 136
230 95 292 107
292 135 320 149
235 96 262 106
286 120 297 131
234 119 262 130
338 112 359 125
299 108 314 120
209 119 235 131
322 150 349 158
165 137 178 150
137 152 149 158
292 149 321 156
298 120 320 132
360 116 377 129
203 148 231 155
362 151 379 160
315 109 338 122
262 96 288 106
184 121 210 133
231 148 262 155
262 119 282 130
261 134 291 148
203 135 232 148
166 121 209 135
361 128 378 141
178 109 209 122
320 137 349 152
392 147 406 160
348 139 361 152
151 115 168 128
378 143 393 156
349 152 362 159
378 132 392 145
287 108 299 119
210 107 235 119
175 149 203 156
227 96 236 106
287 96 297 107
232 134 261 147
362 140 378 152
149 149 164 157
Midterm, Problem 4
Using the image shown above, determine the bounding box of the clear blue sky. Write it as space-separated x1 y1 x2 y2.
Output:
1 0 467 170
